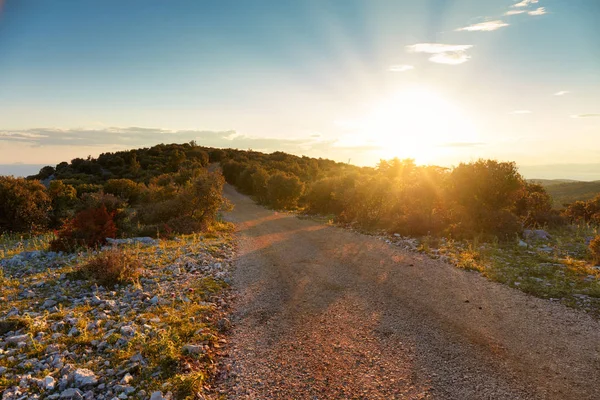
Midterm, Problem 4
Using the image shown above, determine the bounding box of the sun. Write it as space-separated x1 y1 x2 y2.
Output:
340 86 478 163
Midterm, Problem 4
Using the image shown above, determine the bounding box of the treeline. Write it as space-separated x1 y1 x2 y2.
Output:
0 142 229 251
221 151 570 239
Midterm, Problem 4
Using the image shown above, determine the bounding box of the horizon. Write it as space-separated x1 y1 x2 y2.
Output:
1 0 599 178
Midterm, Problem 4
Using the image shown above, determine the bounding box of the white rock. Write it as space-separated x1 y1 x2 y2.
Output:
121 373 133 384
42 375 56 390
150 391 166 400
71 368 98 387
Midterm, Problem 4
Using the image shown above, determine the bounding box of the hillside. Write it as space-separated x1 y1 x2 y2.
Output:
531 179 600 208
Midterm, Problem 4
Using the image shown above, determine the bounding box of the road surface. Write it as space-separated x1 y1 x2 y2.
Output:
219 184 600 399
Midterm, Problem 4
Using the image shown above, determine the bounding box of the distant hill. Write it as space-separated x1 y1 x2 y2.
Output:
529 179 600 208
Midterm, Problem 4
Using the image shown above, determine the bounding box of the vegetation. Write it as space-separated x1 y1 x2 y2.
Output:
221 152 561 239
78 247 143 286
533 179 600 209
0 142 229 252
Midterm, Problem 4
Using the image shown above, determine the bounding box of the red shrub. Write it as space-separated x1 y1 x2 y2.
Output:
51 206 117 252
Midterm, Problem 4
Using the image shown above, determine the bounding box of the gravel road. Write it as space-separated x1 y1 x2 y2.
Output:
218 184 600 399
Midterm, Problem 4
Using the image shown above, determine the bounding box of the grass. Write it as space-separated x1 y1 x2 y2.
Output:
414 224 600 316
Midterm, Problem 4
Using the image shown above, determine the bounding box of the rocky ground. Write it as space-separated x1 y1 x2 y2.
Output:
0 233 235 400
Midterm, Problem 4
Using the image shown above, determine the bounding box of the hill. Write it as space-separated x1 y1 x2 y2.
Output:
530 179 600 208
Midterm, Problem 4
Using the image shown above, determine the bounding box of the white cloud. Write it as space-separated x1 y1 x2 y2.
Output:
528 7 547 15
406 43 473 54
504 10 526 16
554 91 570 96
429 52 471 65
407 43 473 65
512 0 538 8
456 20 509 32
510 110 533 114
388 65 414 72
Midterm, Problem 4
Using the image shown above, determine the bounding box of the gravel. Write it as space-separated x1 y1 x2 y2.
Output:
217 184 600 399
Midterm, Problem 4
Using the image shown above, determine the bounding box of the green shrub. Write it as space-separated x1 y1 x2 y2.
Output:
48 180 78 227
104 179 146 204
0 176 51 233
266 172 304 209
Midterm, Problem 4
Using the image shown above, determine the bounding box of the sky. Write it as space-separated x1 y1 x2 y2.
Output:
0 0 599 179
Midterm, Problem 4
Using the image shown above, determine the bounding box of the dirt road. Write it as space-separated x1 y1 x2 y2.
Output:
219 184 600 399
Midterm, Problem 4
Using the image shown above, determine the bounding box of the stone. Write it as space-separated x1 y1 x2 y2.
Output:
121 373 133 384
43 299 58 308
518 240 528 247
120 326 135 336
71 368 98 387
6 334 30 344
60 388 83 399
523 229 551 241
182 344 204 355
42 375 56 390
150 392 165 400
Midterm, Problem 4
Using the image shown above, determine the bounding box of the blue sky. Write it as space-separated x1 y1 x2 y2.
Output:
0 0 599 179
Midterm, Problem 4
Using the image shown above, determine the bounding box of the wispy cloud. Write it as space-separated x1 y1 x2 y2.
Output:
504 10 526 16
388 65 414 72
554 91 570 96
512 0 538 8
528 7 547 16
571 114 600 118
511 110 533 114
429 52 471 65
456 20 509 32
407 43 473 65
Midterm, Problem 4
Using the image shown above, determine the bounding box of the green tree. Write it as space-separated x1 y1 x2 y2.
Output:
0 176 51 233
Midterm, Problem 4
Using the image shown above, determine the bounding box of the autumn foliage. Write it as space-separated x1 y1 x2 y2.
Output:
50 206 117 252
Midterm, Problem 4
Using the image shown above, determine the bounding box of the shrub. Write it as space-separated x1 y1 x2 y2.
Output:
0 176 51 233
136 171 230 235
449 160 524 238
104 179 146 204
50 205 117 252
590 236 600 265
48 180 78 227
80 249 143 286
267 172 304 209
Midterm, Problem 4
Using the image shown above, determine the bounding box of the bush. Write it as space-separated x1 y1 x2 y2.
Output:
80 249 143 286
449 160 524 238
48 180 78 227
0 176 51 233
136 171 230 235
50 205 117 252
267 172 304 209
104 179 146 204
590 236 600 265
